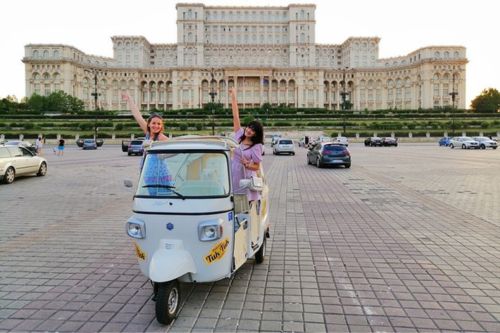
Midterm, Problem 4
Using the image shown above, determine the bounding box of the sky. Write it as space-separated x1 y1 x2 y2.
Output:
1 0 498 108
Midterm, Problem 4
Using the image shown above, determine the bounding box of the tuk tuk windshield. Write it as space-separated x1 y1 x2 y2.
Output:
137 151 230 198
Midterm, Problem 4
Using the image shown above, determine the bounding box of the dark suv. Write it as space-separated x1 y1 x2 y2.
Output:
364 137 383 147
307 143 351 168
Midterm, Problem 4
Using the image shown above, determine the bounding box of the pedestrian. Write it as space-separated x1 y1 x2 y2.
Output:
35 136 43 155
229 87 264 203
57 137 65 156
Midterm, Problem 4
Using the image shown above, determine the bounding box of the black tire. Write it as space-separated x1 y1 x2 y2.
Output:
307 157 310 165
450 144 454 149
156 280 180 325
255 238 266 264
4 167 15 184
37 162 47 177
462 144 466 149
493 146 497 150
344 163 351 168
316 158 322 168
480 144 486 149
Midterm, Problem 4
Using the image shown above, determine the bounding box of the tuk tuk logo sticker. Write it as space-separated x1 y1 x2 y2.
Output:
133 242 146 261
204 238 230 265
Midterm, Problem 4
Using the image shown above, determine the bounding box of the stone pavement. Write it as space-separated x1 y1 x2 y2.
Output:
0 143 499 332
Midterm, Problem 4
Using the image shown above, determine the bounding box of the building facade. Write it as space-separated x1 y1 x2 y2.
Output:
23 3 468 111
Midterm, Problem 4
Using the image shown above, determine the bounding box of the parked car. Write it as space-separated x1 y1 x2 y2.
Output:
307 142 351 168
122 139 131 152
473 136 497 149
270 134 282 147
82 139 98 150
364 137 383 147
273 138 295 155
3 140 37 155
438 137 451 146
77 138 104 148
449 137 479 149
382 137 398 147
333 136 349 146
128 140 145 156
0 145 47 184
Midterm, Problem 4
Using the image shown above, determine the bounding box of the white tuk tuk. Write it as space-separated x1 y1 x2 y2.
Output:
125 136 270 324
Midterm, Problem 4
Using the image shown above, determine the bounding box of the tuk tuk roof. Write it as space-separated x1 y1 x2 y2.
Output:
149 135 238 152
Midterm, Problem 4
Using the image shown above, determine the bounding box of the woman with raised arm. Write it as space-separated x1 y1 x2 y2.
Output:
121 92 168 142
229 87 264 202
122 92 171 195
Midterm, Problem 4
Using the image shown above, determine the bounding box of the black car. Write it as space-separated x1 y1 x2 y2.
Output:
382 137 398 146
364 137 383 147
307 142 351 168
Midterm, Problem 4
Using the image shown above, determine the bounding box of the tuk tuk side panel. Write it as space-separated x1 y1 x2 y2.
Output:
129 211 235 283
233 214 249 271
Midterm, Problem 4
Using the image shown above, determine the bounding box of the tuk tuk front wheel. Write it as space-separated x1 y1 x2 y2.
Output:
255 238 266 264
155 280 180 325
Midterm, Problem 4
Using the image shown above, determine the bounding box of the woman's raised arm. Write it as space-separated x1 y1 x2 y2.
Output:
122 92 148 134
229 87 241 133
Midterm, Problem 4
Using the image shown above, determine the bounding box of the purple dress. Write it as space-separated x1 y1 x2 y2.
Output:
231 128 263 201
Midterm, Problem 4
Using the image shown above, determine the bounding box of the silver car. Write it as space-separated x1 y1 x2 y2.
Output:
273 138 295 155
0 145 47 184
449 137 479 149
473 137 497 149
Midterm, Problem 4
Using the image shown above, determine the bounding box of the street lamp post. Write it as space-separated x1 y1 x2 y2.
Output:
85 69 101 140
209 69 217 135
340 68 350 135
449 73 458 135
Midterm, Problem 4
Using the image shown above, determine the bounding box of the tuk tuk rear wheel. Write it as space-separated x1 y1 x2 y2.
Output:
155 280 180 325
255 238 266 264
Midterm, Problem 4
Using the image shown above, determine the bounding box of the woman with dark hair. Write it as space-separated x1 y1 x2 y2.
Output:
121 92 168 142
229 87 264 202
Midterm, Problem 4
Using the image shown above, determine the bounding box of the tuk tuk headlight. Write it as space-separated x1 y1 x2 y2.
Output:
126 219 146 239
198 219 223 242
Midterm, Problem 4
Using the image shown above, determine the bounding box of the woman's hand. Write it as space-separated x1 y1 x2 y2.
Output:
241 158 251 168
121 92 132 103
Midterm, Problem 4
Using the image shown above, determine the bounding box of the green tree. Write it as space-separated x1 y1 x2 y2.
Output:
46 91 68 112
68 94 85 113
27 93 45 113
470 88 500 113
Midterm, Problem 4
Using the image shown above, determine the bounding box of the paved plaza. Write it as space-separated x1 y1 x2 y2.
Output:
0 142 499 332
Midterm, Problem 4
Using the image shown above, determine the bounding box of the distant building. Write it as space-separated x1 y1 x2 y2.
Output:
22 3 467 111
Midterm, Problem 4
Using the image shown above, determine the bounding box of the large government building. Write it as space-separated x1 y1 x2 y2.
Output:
23 3 468 111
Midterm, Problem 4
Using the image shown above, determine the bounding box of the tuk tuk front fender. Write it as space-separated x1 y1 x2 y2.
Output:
149 240 197 283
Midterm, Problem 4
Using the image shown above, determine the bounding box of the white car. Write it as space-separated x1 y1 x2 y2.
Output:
449 137 479 149
333 136 349 146
0 145 47 184
273 138 295 155
473 137 497 149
